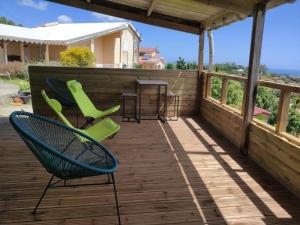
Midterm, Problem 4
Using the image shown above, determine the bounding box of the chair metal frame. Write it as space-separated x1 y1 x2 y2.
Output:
46 77 80 127
9 111 122 225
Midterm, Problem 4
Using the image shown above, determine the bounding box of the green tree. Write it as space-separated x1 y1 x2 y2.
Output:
268 103 300 137
176 57 186 70
287 110 300 136
211 77 222 100
227 80 243 108
186 62 197 70
166 63 175 69
256 87 279 110
0 16 22 26
60 47 96 67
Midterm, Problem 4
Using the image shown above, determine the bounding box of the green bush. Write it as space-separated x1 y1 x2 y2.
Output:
135 64 143 69
60 47 96 67
0 61 27 79
19 81 30 92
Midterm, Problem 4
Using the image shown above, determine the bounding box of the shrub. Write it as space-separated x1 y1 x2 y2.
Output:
135 64 143 69
60 47 96 67
19 81 30 92
166 63 175 70
0 61 27 79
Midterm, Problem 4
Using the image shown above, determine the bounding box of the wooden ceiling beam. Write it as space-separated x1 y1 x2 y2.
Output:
193 0 253 15
204 10 247 30
49 0 201 34
147 0 159 17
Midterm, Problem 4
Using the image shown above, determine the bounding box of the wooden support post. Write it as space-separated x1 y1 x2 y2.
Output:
45 44 49 64
90 38 95 53
198 28 205 72
208 30 214 72
198 27 205 112
241 3 266 155
198 27 206 101
276 91 291 132
19 43 25 64
241 81 248 116
220 78 228 105
3 40 8 64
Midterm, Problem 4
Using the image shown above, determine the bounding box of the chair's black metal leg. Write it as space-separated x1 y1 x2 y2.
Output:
33 175 55 214
111 174 121 225
107 174 111 184
76 108 79 128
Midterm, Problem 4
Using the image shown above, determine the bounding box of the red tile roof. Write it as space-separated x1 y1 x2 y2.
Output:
139 48 159 53
253 106 271 116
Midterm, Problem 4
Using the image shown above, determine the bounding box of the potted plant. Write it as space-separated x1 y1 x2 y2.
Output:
14 81 31 104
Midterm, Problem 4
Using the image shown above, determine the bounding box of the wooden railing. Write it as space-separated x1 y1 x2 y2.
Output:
204 71 300 137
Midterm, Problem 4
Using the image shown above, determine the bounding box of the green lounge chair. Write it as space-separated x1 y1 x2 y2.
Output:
41 90 120 142
67 80 120 124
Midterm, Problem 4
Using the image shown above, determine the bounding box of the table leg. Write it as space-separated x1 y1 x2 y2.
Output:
157 85 161 119
138 84 141 123
164 85 167 123
122 95 125 122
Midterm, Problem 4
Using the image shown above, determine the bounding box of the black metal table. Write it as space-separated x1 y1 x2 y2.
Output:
136 80 168 123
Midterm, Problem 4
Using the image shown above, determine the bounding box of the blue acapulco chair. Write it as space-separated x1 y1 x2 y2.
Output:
46 77 80 127
9 111 121 225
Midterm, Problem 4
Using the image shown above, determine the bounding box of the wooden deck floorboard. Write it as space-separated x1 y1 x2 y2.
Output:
0 116 300 224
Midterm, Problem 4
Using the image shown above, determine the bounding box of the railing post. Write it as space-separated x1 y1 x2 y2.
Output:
276 91 291 133
206 74 212 98
3 40 8 65
220 78 228 105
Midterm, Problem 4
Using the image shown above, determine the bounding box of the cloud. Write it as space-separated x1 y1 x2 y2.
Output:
57 15 73 23
17 0 48 10
91 12 125 21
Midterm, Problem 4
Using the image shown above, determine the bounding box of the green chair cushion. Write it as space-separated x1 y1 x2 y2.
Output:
81 118 120 142
67 80 120 120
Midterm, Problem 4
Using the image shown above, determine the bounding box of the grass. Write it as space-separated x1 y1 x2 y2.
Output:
0 78 30 91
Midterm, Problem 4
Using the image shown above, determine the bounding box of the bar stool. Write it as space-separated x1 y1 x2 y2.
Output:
122 93 137 122
166 91 179 121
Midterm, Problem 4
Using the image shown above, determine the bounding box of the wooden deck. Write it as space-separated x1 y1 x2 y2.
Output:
1 116 300 225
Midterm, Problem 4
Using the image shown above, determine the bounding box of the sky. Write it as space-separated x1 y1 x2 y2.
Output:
0 0 299 70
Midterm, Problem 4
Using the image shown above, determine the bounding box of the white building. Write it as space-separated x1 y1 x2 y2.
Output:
0 22 141 68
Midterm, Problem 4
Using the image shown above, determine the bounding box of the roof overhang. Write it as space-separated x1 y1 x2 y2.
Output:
48 0 295 34
65 23 141 44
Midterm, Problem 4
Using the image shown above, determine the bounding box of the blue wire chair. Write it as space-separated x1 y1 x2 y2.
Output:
9 111 121 224
46 77 77 107
46 77 80 127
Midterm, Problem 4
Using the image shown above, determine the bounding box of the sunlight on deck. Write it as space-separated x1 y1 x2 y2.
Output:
164 117 292 223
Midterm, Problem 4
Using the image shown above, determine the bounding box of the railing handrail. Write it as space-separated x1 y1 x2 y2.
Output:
203 71 300 93
257 80 300 93
206 72 248 82
202 71 300 139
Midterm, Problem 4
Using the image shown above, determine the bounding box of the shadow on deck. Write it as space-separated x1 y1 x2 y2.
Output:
0 116 300 224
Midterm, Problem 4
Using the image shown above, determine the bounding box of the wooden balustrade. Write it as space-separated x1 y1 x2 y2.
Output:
203 71 300 136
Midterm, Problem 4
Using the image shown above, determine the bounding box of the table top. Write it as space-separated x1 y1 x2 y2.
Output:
136 80 168 85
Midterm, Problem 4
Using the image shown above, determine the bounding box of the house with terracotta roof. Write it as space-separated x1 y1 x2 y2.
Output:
138 47 167 69
0 22 141 68
253 106 271 121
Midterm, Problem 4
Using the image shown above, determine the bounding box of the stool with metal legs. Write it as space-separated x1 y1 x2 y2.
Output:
122 93 137 122
166 91 179 121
